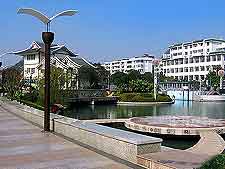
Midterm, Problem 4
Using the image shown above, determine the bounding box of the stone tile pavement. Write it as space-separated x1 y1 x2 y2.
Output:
0 105 140 169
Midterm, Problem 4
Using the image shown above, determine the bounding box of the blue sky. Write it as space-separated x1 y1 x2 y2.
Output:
1 0 225 66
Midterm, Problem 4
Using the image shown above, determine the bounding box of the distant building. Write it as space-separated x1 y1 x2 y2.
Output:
102 54 155 74
161 38 225 81
13 41 94 85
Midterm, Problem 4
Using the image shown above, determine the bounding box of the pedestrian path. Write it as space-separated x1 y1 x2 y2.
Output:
186 130 225 156
137 130 225 169
0 105 137 169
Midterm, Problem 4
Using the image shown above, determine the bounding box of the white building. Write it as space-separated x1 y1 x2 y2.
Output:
102 54 155 74
161 38 225 81
12 41 94 87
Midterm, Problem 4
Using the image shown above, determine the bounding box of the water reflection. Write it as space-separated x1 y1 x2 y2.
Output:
65 101 225 120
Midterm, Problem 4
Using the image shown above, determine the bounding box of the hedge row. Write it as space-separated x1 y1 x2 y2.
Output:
118 93 172 102
199 154 225 169
18 99 44 111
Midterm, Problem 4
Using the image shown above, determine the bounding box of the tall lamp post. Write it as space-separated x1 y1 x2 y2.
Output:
17 8 77 131
153 59 160 100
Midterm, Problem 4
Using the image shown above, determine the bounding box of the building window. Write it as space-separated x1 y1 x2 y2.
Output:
175 60 178 65
195 57 199 63
167 61 170 66
167 69 170 73
200 75 205 80
200 66 205 71
189 75 193 80
189 58 193 63
193 44 197 47
200 56 205 62
190 67 193 72
164 69 166 73
185 52 188 55
171 60 174 65
127 65 132 68
212 56 216 61
175 68 178 73
27 68 31 73
184 67 188 72
184 58 188 64
190 45 192 48
207 49 210 52
217 55 221 61
195 66 199 71
171 68 174 73
163 62 166 66
31 68 35 74
207 56 210 62
179 68 183 72
184 46 188 49
195 75 199 81
207 42 210 46
27 54 35 60
206 66 210 71
179 59 183 64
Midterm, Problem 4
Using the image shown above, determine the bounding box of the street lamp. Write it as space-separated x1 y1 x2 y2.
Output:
17 8 77 131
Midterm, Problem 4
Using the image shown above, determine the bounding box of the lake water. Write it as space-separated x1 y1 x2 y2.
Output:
64 101 225 149
65 101 225 120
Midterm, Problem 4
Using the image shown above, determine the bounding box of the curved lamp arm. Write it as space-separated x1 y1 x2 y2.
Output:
17 8 50 25
17 8 78 31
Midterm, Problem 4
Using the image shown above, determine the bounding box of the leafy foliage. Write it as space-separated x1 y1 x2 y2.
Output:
38 67 67 106
2 68 23 98
199 154 225 169
79 64 109 89
118 93 171 102
205 71 220 89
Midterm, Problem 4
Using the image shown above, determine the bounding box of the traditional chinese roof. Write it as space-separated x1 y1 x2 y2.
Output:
12 41 77 57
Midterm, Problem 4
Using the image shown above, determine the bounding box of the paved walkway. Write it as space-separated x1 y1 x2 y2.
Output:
186 130 225 156
138 131 225 169
0 105 136 169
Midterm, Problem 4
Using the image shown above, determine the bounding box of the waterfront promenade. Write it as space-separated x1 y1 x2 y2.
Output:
0 105 138 169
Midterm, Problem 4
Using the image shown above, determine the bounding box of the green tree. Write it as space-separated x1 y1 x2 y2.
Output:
2 68 23 98
141 72 153 83
38 67 66 106
94 63 110 88
205 71 220 89
78 66 100 89
129 79 153 93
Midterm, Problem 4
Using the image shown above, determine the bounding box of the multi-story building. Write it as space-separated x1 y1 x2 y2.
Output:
102 54 154 74
161 38 225 81
12 41 94 88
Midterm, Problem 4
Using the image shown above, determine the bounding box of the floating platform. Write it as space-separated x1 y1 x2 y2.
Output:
125 116 225 136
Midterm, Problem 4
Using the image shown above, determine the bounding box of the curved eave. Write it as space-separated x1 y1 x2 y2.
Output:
51 45 78 57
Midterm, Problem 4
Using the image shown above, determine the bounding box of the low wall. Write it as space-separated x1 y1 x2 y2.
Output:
137 155 176 169
2 99 162 164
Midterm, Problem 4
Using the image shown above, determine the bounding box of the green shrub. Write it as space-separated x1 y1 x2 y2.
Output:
19 100 44 111
118 93 172 102
199 154 225 169
119 93 138 102
21 89 38 102
156 94 172 102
